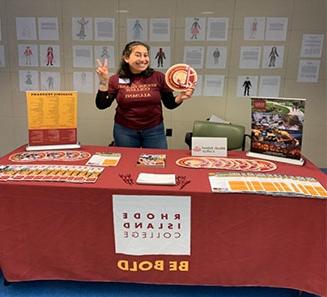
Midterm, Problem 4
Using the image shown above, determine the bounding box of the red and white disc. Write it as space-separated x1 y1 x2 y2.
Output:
165 64 197 91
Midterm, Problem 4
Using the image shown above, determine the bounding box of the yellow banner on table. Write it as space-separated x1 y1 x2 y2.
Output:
26 91 79 150
27 91 77 129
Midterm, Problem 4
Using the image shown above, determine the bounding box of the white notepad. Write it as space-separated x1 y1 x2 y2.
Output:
136 173 176 185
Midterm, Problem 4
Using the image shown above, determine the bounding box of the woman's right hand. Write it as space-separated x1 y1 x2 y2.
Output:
96 58 109 90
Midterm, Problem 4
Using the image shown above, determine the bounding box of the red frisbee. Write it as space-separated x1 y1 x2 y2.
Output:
165 64 197 91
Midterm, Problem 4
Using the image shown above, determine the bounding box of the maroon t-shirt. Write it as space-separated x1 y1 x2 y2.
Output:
108 71 172 130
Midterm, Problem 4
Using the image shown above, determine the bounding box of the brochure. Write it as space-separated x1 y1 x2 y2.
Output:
208 172 327 199
86 152 121 167
136 154 166 168
0 164 104 183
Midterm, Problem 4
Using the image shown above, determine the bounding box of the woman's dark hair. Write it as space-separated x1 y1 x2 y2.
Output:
117 41 154 78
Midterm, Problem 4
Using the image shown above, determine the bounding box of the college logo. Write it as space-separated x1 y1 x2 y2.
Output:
112 195 191 255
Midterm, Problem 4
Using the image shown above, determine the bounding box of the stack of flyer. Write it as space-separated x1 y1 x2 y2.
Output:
208 172 327 199
0 164 103 183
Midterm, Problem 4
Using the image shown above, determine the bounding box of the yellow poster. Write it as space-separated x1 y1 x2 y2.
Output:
26 91 79 149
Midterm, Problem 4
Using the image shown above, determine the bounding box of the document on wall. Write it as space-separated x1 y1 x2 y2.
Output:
265 17 288 41
73 71 94 94
72 17 93 41
150 46 171 69
94 17 115 41
243 17 266 40
149 18 170 42
39 45 60 67
19 70 39 91
206 17 229 41
26 91 80 150
297 59 320 83
183 46 204 69
40 71 61 91
185 17 206 41
300 34 324 58
258 76 281 97
18 44 39 67
239 46 261 69
94 45 115 68
38 17 59 41
205 46 227 69
16 17 37 40
193 75 203 97
237 75 258 97
203 75 225 97
127 18 148 42
262 45 284 68
73 45 93 68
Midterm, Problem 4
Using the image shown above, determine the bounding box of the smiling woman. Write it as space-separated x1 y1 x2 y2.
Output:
122 43 150 74
95 41 194 149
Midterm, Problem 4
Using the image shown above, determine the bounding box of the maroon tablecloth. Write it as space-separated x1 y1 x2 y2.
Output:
0 145 326 296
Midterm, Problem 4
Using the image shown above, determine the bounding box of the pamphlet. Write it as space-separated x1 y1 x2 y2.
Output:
86 152 121 167
0 164 104 183
208 172 327 199
136 154 166 168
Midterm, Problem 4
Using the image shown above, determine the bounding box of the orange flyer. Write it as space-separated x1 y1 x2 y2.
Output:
26 91 78 147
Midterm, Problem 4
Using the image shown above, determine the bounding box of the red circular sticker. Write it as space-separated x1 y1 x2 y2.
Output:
165 64 197 91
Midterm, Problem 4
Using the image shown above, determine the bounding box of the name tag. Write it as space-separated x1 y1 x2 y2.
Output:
191 137 227 157
119 78 130 84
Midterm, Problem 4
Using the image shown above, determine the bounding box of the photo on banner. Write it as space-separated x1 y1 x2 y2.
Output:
247 97 305 165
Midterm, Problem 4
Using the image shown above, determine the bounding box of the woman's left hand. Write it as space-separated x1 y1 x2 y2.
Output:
175 88 194 104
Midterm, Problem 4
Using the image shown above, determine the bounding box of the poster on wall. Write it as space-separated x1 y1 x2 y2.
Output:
38 17 59 41
149 18 170 42
16 17 37 40
26 91 80 151
127 18 148 42
247 97 305 165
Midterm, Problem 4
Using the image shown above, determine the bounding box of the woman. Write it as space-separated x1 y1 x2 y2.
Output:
95 41 193 148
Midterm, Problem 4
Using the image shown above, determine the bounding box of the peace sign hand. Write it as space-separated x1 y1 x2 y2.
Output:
96 58 110 90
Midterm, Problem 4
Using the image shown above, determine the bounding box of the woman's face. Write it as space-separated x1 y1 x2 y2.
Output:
124 45 149 74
